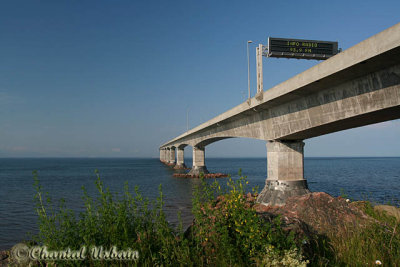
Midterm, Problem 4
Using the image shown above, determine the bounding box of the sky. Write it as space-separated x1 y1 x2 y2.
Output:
0 0 399 158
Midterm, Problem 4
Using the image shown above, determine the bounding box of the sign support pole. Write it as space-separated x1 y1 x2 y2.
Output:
256 44 264 100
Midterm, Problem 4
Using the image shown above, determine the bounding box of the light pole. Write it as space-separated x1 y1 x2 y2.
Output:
247 40 253 100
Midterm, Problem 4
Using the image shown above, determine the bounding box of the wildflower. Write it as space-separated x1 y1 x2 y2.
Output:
375 260 382 265
346 199 350 203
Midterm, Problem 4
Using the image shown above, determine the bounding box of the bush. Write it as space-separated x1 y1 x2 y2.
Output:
33 170 190 266
189 173 306 266
31 170 307 266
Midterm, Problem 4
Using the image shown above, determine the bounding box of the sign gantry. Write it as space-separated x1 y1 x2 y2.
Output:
254 37 340 100
267 37 339 60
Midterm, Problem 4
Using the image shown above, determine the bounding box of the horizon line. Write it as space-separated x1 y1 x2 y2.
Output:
0 156 399 159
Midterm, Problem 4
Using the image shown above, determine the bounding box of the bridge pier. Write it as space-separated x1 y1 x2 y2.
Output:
188 145 209 176
168 147 176 166
165 148 171 164
174 147 187 169
162 148 168 163
257 140 310 206
164 149 168 163
160 149 165 162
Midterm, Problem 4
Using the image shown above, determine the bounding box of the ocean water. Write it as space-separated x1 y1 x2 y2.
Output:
0 157 399 250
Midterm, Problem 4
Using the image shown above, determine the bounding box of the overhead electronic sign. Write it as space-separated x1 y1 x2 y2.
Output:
267 37 339 60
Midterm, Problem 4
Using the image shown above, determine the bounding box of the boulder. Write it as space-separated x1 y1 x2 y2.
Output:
255 192 371 237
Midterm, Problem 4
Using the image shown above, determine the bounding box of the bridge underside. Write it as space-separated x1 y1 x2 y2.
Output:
168 64 400 148
283 105 400 140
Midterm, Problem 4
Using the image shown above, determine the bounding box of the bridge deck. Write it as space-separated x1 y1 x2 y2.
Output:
161 23 400 148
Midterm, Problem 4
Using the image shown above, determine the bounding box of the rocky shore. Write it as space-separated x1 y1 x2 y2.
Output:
173 172 228 178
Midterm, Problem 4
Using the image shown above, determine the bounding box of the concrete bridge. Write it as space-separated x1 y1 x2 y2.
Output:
160 23 400 206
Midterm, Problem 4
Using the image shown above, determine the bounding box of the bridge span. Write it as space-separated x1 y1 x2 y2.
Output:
160 23 400 206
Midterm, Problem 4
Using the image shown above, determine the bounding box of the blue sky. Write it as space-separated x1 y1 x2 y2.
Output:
0 0 399 158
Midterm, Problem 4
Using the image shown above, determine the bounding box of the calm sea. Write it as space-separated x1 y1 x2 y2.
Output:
0 157 399 250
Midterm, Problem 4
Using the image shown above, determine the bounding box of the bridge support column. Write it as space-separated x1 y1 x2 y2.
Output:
174 147 187 169
162 149 167 163
165 148 170 163
188 145 209 176
257 140 310 206
169 147 176 165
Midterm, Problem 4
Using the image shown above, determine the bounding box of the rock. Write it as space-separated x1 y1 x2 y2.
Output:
374 205 400 222
187 166 209 176
173 173 228 178
0 250 9 265
255 192 371 237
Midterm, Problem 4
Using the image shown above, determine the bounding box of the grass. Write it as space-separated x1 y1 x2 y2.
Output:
328 201 400 266
18 170 400 266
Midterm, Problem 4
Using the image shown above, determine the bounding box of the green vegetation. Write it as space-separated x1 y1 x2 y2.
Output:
189 173 306 266
25 170 399 266
329 201 400 266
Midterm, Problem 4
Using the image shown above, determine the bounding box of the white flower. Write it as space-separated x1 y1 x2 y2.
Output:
346 199 350 203
375 260 382 265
